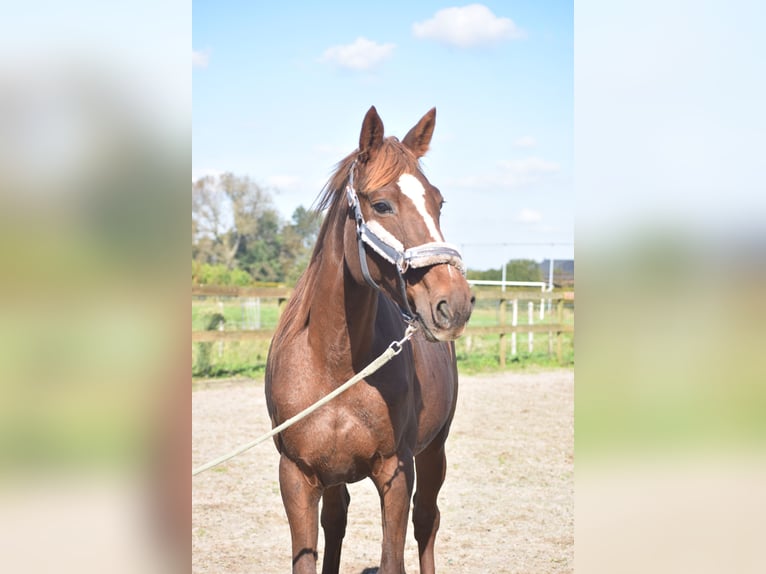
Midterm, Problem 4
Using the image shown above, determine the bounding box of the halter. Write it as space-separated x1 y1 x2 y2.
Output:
345 160 466 322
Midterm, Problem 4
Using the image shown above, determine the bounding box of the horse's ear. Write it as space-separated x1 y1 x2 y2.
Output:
358 106 385 164
402 107 436 158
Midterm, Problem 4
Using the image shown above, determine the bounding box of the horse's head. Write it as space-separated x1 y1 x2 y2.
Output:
344 106 474 342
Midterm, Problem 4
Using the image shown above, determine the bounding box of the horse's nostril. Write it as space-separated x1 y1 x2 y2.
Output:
436 300 451 324
470 295 476 306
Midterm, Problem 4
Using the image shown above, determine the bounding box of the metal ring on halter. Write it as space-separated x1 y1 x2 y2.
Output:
396 255 409 275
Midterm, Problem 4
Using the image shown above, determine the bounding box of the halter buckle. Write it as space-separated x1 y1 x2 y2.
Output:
396 255 409 275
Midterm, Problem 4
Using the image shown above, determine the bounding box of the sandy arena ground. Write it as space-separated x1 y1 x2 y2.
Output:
192 369 573 573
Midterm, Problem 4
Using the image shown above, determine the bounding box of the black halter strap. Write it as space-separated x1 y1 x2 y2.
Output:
348 178 415 322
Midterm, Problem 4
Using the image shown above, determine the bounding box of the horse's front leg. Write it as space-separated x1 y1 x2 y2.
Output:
279 454 323 574
371 452 415 574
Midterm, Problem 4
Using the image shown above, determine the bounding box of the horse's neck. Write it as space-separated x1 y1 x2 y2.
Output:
306 219 378 365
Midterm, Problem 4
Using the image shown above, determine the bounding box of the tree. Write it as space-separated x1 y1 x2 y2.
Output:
192 173 285 279
504 259 542 282
192 174 231 266
466 259 543 283
279 206 322 283
236 207 283 282
192 173 322 284
466 267 501 281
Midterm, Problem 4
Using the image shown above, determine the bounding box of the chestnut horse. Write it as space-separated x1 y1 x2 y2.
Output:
265 107 474 574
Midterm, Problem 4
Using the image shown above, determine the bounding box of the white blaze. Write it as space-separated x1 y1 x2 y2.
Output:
397 173 444 242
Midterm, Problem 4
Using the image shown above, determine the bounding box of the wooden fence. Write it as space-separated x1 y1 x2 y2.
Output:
192 285 574 365
470 289 574 366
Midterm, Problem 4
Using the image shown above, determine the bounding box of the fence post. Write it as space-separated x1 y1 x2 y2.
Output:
217 300 225 357
498 297 507 368
242 297 253 330
556 298 564 364
528 301 534 353
511 298 518 356
547 296 553 358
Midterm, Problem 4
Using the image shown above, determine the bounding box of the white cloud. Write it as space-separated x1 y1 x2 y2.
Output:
267 175 301 190
513 135 537 148
320 37 395 71
517 208 543 223
192 50 209 69
412 4 525 48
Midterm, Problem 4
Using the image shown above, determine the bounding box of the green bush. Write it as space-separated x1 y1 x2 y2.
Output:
192 262 253 286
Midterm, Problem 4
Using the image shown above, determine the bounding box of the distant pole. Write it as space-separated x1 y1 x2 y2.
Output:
547 257 555 313
511 298 518 356
528 301 534 353
501 259 507 292
548 257 555 291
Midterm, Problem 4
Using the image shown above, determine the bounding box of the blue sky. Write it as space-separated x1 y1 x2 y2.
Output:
193 2 573 270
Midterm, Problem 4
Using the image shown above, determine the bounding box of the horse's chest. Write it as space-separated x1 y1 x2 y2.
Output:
282 388 411 485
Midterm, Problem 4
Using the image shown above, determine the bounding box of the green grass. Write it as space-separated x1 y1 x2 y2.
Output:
455 331 574 375
190 333 574 380
192 339 271 379
192 295 574 380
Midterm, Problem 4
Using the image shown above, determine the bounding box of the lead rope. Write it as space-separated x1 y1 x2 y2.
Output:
192 324 417 477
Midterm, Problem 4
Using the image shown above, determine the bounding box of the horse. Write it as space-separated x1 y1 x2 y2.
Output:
265 106 474 574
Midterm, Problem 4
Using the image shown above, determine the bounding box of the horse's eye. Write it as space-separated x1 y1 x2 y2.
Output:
372 200 394 215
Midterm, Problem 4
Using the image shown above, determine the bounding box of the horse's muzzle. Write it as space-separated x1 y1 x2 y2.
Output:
413 268 475 342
